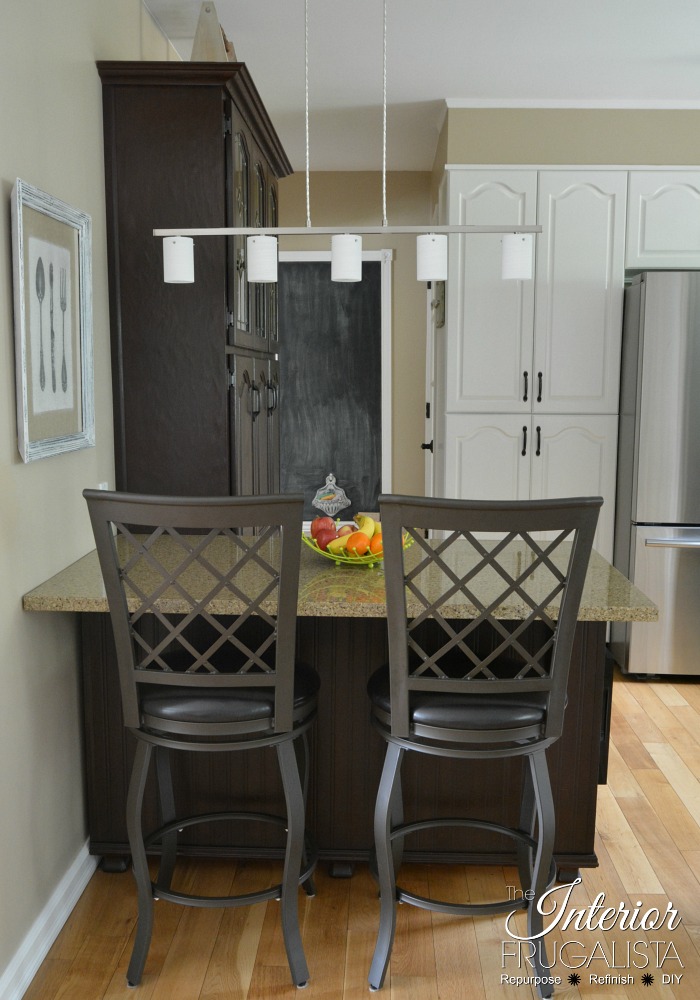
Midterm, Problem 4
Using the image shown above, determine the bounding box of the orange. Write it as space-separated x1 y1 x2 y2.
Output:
345 530 370 556
369 533 383 555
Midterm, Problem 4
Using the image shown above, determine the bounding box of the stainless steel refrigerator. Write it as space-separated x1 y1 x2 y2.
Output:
612 271 700 676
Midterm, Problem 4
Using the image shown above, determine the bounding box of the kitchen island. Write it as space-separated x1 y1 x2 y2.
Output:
24 542 656 877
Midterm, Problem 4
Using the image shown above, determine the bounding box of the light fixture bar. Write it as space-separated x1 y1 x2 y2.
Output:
154 225 541 237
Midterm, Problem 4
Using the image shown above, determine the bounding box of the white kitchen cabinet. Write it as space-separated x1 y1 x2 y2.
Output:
444 168 626 416
529 415 618 559
534 171 626 415
626 171 700 269
446 170 537 413
444 413 531 502
443 412 617 559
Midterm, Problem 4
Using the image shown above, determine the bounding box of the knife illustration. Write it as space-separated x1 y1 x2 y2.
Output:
49 263 56 392
36 257 45 391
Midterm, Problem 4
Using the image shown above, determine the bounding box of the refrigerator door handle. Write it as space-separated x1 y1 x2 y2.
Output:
645 537 700 549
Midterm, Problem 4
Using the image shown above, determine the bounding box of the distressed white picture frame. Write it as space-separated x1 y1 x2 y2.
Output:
11 179 94 461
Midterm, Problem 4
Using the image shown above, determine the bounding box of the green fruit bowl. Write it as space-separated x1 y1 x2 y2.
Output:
301 531 413 568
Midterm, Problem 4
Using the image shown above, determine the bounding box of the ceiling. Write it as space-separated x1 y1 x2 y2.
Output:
145 0 700 172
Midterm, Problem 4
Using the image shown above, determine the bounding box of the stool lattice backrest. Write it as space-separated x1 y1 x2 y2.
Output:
379 495 601 742
84 491 304 733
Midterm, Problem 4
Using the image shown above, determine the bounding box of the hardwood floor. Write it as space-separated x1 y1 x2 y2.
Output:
23 669 700 999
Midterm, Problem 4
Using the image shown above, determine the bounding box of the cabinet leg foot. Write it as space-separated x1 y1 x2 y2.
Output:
99 855 129 873
329 861 355 878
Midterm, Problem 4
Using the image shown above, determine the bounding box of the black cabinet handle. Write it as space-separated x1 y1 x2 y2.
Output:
523 371 529 402
421 440 434 453
536 425 541 456
537 371 543 403
521 426 527 456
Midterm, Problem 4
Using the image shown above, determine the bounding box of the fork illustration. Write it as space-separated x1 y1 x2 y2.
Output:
59 267 67 392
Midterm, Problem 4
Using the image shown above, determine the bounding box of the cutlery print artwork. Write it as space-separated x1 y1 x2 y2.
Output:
34 252 69 396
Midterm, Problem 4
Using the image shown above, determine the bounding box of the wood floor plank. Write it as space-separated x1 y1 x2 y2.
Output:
343 864 383 1000
643 742 700 827
633 767 700 853
626 682 700 756
147 859 235 1000
609 684 666 744
595 785 665 894
293 865 351 998
390 863 438 982
427 863 485 1000
198 860 276 1000
466 867 536 999
609 708 657 771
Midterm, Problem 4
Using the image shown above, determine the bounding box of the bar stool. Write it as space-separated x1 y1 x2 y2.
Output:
83 490 318 989
367 495 601 999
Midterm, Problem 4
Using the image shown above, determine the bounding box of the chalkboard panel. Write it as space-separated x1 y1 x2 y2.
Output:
278 261 382 519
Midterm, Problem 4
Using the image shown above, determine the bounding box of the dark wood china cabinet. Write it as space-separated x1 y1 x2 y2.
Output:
97 62 292 496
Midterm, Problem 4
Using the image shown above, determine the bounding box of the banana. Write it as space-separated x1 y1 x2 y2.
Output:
353 514 376 537
327 535 350 555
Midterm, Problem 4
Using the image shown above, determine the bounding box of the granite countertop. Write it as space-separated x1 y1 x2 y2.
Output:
23 537 657 623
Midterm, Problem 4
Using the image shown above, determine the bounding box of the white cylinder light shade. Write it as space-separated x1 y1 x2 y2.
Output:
163 236 194 283
247 235 278 282
501 233 534 280
416 233 448 282
331 234 362 282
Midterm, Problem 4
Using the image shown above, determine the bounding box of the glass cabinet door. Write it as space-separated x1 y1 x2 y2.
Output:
227 106 257 351
252 159 268 351
268 184 279 350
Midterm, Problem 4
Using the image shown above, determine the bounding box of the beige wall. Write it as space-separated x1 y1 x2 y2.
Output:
279 171 433 494
435 107 700 173
0 0 175 982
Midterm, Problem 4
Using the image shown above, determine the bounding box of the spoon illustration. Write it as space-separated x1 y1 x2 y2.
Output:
36 257 45 390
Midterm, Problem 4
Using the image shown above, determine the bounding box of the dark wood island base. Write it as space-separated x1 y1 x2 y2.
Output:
81 613 607 875
24 543 656 877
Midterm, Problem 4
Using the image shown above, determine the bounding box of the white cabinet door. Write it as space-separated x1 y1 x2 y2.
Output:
446 170 537 413
626 171 700 268
534 171 626 415
529 414 618 560
443 413 531 501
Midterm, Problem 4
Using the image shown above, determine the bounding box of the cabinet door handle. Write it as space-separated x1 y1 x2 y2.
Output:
251 383 261 417
537 371 543 403
535 425 541 456
521 425 528 456
267 382 278 414
523 371 529 402
421 440 434 453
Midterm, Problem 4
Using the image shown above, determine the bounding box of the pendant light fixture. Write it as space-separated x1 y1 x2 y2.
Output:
416 233 448 281
159 1 540 284
247 234 278 282
501 233 534 280
163 235 194 283
331 234 363 281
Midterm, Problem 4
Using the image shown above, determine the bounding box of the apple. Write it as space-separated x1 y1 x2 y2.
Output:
337 524 354 537
310 515 335 539
315 527 338 551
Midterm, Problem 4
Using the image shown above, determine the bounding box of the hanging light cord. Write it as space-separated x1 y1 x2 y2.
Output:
382 0 388 227
305 0 311 227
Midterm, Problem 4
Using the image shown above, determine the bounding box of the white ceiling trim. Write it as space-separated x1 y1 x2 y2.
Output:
445 98 700 110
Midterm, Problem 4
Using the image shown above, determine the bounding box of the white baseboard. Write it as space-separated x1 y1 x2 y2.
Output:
0 840 99 1000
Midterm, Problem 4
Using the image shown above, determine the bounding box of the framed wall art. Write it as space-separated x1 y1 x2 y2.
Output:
11 178 94 461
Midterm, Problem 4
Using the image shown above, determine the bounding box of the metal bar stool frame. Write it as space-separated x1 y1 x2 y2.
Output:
84 490 318 990
367 494 601 999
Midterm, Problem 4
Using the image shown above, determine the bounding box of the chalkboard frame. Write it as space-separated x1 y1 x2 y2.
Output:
278 250 393 520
